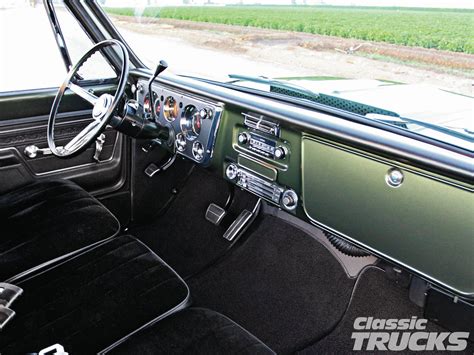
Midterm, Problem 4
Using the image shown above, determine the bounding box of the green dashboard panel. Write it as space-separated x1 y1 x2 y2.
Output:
302 136 474 297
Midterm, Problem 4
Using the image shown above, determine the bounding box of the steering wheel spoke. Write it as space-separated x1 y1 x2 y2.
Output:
63 120 101 153
68 82 99 106
47 39 129 158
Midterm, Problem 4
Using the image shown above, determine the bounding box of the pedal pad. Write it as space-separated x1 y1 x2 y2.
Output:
144 163 160 177
205 203 226 225
223 209 253 241
0 306 15 331
0 283 23 308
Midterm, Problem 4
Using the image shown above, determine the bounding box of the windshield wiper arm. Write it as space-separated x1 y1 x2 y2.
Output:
228 74 320 101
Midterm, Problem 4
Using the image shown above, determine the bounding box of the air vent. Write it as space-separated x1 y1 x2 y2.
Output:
243 113 280 137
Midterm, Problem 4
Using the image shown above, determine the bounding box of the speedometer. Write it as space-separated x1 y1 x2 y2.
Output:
163 96 179 122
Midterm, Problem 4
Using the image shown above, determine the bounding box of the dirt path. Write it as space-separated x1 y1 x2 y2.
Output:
112 16 474 96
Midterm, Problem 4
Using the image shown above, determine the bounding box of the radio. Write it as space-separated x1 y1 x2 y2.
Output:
238 132 288 160
225 163 298 211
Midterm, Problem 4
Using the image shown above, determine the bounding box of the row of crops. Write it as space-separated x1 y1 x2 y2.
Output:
105 6 474 54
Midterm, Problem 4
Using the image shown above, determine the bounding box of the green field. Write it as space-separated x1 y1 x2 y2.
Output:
105 6 474 54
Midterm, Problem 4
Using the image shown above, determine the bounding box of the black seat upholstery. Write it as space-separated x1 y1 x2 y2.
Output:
0 179 120 281
107 308 275 355
0 235 189 354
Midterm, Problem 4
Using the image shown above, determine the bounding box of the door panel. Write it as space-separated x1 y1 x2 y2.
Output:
0 149 34 193
0 84 129 197
0 85 118 121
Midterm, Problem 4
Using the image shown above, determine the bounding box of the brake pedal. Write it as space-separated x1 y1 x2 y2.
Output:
205 203 227 225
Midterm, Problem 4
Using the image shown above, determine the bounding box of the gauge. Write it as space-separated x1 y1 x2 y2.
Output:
192 141 204 161
144 92 159 121
154 98 161 118
143 95 151 115
175 133 186 152
180 105 202 140
163 96 179 122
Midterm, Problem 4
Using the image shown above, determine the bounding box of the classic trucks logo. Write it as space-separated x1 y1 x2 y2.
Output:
351 317 469 351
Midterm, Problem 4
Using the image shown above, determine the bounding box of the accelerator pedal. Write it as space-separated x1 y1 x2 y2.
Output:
223 209 253 241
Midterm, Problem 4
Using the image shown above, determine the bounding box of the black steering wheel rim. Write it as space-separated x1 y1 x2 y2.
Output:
47 39 129 158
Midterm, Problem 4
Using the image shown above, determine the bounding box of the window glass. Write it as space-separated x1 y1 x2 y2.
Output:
103 3 473 151
0 1 115 93
0 2 65 92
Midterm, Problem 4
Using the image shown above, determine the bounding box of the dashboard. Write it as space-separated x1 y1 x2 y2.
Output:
129 70 473 301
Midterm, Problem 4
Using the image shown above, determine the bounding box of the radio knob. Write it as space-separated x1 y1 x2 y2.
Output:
274 146 287 160
238 132 250 145
226 164 238 180
281 189 298 211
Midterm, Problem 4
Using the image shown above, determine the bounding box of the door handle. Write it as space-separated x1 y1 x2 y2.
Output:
24 145 54 159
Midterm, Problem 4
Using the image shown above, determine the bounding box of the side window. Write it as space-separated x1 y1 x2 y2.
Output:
0 3 66 92
0 2 115 93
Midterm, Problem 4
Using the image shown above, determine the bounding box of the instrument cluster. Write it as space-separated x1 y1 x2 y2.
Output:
138 81 222 165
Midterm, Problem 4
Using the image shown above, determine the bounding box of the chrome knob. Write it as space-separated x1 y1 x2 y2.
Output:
226 164 238 180
199 108 208 119
386 168 404 188
281 189 298 211
238 132 250 145
274 146 287 160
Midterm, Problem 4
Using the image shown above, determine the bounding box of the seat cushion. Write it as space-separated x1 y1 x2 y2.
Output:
107 308 275 355
0 179 120 281
0 235 189 354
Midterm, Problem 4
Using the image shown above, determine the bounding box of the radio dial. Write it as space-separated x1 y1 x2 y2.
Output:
274 146 287 160
238 132 250 145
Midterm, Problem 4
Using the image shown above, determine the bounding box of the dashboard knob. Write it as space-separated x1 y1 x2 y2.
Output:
281 189 298 211
274 146 287 160
238 132 250 145
226 164 238 180
199 108 208 119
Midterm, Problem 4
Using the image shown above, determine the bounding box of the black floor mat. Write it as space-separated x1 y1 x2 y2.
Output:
300 267 474 354
188 215 355 354
130 167 257 277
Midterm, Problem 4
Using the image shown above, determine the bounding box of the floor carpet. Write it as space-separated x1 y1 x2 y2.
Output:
300 267 474 354
189 215 355 354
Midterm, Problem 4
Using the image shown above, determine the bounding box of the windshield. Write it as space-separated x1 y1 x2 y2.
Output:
101 3 473 150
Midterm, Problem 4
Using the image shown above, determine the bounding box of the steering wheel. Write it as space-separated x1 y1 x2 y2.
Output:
47 39 129 158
